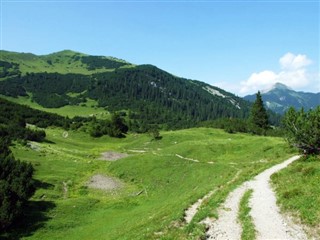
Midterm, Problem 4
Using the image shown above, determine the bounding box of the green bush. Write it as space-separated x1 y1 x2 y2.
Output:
282 106 320 154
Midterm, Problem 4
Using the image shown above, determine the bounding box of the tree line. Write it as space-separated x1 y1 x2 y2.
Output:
0 65 254 130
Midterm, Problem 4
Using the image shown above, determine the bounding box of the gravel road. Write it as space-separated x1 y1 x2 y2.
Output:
203 155 307 240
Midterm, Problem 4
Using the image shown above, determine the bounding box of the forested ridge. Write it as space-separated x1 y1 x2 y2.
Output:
0 50 256 129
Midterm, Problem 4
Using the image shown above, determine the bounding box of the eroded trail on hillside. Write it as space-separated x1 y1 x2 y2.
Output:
184 170 242 224
202 155 307 240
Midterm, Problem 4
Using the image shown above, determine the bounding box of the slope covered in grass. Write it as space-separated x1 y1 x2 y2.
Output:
0 50 133 75
1 94 108 118
3 128 294 239
272 155 320 237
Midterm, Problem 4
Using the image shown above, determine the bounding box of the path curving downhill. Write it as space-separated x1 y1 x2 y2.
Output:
203 155 307 240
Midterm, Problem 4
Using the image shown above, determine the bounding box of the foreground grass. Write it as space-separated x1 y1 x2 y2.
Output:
272 155 320 237
3 128 294 239
238 189 256 240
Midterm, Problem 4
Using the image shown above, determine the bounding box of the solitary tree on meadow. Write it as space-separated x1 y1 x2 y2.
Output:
249 91 269 134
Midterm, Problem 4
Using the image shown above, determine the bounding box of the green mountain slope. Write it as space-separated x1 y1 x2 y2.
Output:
0 50 251 128
0 50 133 76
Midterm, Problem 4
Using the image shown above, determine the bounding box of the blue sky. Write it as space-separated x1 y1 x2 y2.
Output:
1 0 319 95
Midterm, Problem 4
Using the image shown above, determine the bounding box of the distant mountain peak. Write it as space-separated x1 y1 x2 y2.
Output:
272 82 291 90
261 82 291 94
244 83 320 114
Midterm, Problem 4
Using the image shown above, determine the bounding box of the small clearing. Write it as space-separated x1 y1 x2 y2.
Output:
87 174 123 191
99 151 128 161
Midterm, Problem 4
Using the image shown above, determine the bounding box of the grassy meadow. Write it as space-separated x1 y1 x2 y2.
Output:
3 127 296 239
0 95 109 118
272 155 320 237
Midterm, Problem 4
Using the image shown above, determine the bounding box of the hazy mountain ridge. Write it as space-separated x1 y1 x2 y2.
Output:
244 83 320 114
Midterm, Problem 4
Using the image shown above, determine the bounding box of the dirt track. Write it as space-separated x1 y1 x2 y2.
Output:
200 156 307 239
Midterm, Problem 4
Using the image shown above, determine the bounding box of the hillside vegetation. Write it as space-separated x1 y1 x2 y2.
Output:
0 50 253 129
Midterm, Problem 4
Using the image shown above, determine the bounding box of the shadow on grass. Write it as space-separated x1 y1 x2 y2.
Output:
34 179 54 190
0 180 56 240
0 200 56 240
43 139 55 144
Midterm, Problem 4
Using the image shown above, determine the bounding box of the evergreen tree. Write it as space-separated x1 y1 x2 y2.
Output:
249 91 269 134
149 125 162 140
0 138 35 230
108 113 128 138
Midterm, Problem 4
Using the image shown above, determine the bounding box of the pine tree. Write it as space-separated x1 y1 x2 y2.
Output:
249 91 269 134
0 138 35 230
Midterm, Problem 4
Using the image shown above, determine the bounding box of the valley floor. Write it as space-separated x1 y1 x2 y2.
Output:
2 127 317 239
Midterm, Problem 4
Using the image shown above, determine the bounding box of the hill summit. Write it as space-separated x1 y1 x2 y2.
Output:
271 82 291 91
0 50 132 76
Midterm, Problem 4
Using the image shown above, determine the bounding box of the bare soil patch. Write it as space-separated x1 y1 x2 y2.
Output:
99 151 128 161
87 174 123 191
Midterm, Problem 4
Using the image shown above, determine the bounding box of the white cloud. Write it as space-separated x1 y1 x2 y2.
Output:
279 52 312 70
239 52 316 95
240 71 277 95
